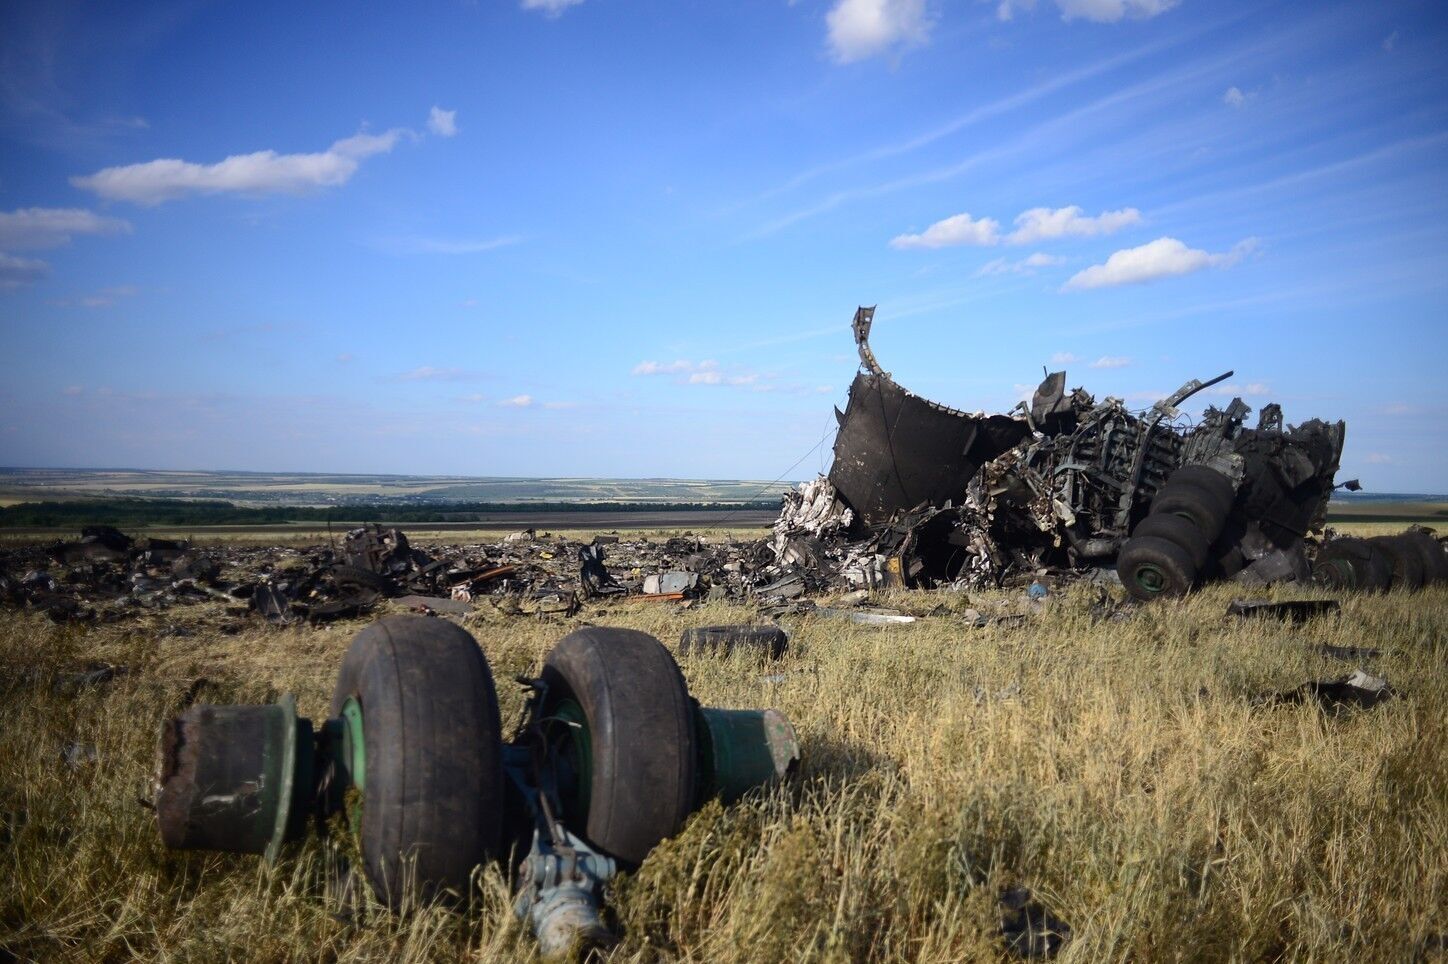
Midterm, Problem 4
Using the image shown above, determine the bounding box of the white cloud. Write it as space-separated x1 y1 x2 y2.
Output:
499 394 534 408
1365 452 1392 464
1055 0 1178 23
891 212 1001 249
895 205 1136 250
1379 403 1417 416
1063 237 1258 290
1223 86 1245 108
71 126 413 204
1007 205 1140 244
427 107 458 137
976 252 1066 276
632 359 697 375
1382 31 1398 52
826 0 931 64
1090 355 1131 368
395 366 478 382
689 371 723 385
1050 352 1079 365
0 253 49 289
522 0 584 15
1207 382 1272 397
0 207 133 249
996 0 1036 21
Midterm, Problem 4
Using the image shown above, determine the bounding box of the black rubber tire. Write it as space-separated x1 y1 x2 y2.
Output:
1401 531 1448 586
1117 535 1198 601
1316 538 1392 593
330 615 504 907
1151 483 1228 542
541 627 697 866
679 625 788 660
1371 536 1426 592
331 564 390 593
1167 465 1236 514
1130 513 1211 570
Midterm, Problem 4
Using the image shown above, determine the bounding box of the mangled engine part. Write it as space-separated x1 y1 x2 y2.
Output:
155 617 799 957
828 307 1029 527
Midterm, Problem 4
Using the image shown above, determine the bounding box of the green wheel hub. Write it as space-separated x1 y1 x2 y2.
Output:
550 699 592 827
338 696 366 829
1134 563 1167 594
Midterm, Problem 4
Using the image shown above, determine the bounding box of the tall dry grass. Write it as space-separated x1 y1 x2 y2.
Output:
1 572 1445 961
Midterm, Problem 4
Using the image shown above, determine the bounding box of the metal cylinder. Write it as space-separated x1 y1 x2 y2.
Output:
695 707 799 804
156 694 312 861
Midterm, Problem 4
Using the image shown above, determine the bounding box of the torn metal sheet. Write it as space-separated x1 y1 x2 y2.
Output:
1227 598 1340 622
828 306 1029 526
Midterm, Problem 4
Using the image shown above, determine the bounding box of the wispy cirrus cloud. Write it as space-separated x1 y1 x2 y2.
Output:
977 252 1066 276
0 207 132 249
826 0 931 64
69 113 445 204
1000 0 1179 23
49 284 139 308
376 235 521 255
1063 237 1258 290
393 365 483 382
1089 355 1131 368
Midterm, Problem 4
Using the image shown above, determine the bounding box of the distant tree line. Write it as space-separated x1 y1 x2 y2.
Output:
0 498 782 528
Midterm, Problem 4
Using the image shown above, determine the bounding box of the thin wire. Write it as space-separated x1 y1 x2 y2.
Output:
716 419 839 527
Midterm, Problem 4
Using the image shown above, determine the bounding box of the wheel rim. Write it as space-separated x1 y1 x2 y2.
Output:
549 699 592 828
1134 563 1167 594
339 696 366 830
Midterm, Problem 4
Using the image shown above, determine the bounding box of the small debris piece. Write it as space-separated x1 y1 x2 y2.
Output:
1228 598 1340 622
814 607 916 625
999 887 1071 959
679 625 788 659
642 571 698 595
1258 668 1395 716
60 742 98 768
393 594 473 615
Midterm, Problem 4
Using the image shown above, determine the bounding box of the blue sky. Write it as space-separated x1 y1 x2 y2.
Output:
1 0 1445 491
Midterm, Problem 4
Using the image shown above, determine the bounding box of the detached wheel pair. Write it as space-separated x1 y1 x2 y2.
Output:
1121 465 1237 601
1313 538 1393 592
331 617 696 906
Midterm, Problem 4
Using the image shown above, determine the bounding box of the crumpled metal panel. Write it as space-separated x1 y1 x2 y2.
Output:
827 308 1028 526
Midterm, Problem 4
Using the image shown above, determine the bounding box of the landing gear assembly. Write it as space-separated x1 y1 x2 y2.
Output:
156 616 799 956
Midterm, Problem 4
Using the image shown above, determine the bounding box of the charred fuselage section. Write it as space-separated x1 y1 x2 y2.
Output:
776 306 1353 597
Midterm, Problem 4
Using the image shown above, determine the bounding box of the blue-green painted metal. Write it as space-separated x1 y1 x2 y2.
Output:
695 707 800 804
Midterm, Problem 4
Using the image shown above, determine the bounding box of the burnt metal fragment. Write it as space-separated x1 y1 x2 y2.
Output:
1227 598 1340 622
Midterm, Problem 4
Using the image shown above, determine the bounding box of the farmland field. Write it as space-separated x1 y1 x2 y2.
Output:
2 520 1445 962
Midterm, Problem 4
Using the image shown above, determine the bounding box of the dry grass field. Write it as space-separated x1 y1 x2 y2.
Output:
2 527 1446 962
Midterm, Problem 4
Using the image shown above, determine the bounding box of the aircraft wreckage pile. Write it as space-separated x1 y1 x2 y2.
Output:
0 305 1443 624
773 307 1445 600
